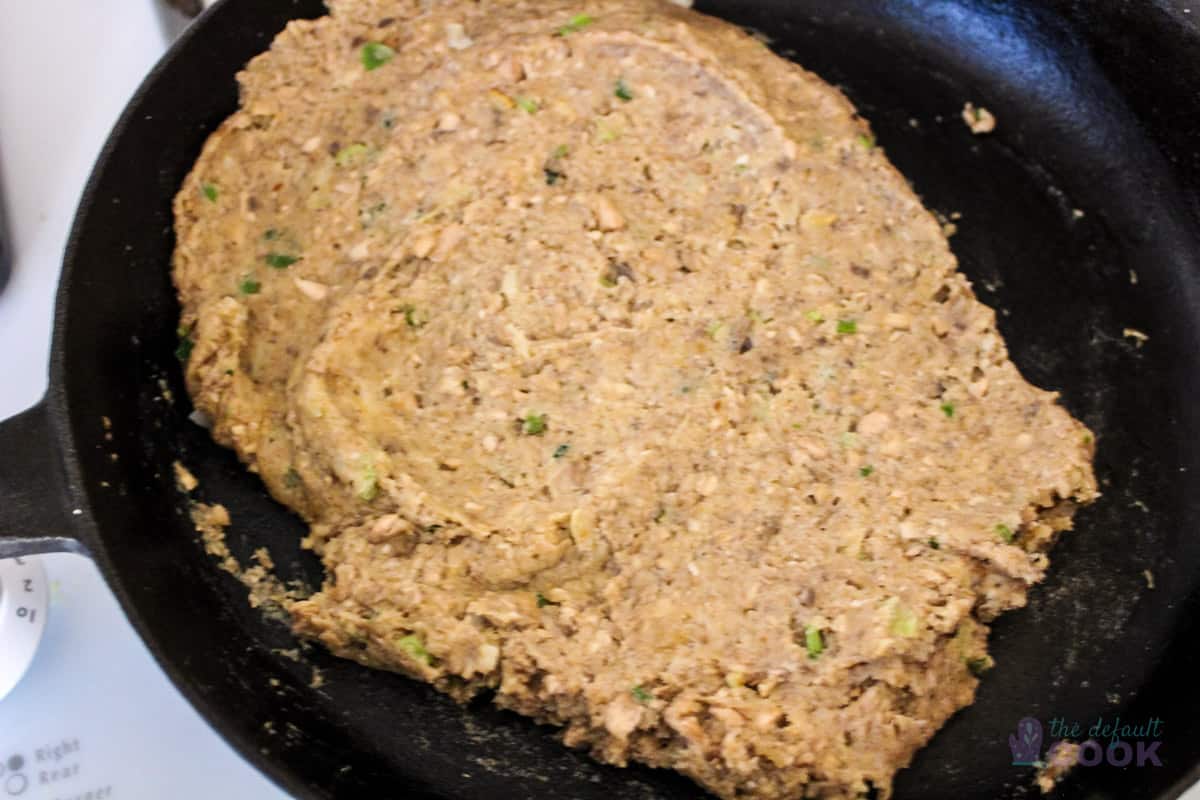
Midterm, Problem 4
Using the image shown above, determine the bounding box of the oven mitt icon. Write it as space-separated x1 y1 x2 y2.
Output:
1009 717 1043 765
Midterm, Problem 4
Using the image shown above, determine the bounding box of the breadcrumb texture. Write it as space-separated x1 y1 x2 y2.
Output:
172 1 1097 797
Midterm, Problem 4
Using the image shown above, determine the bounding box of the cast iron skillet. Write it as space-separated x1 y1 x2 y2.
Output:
1 1 1199 797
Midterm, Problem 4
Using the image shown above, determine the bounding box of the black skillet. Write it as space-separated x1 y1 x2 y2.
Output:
2 0 1199 797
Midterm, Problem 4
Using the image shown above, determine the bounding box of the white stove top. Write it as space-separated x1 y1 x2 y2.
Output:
0 2 286 798
0 555 285 799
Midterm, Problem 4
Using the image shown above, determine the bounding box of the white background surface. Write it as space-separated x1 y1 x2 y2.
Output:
0 2 1194 799
0 1 287 798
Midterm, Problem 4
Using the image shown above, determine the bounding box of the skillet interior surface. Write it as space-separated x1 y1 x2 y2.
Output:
52 0 1200 797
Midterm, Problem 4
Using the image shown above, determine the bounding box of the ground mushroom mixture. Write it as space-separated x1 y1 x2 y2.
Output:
173 1 1097 797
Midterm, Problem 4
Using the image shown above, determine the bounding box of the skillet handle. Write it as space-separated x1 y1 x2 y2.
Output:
0 400 85 558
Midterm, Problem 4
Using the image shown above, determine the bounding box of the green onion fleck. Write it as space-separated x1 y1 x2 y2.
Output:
265 252 299 269
396 634 431 664
335 142 370 167
201 182 218 202
940 401 956 418
595 121 619 143
928 537 940 549
859 465 874 477
356 466 379 501
536 592 559 608
614 79 634 102
553 443 570 459
556 13 595 35
522 413 547 436
996 523 1015 543
804 310 824 323
239 276 261 295
836 319 857 334
857 133 876 150
889 603 919 638
361 42 395 71
544 168 564 186
631 685 652 704
515 95 539 114
552 144 570 159
175 327 194 362
284 467 302 489
399 304 426 329
966 655 994 677
804 625 824 659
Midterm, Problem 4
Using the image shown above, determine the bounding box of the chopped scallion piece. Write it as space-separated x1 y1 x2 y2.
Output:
940 401 956 418
804 310 824 323
631 685 652 704
836 319 857 334
966 655 994 676
265 252 299 269
361 42 395 70
553 443 570 459
239 276 261 295
804 625 824 659
859 465 874 477
996 523 1014 543
398 304 426 329
175 327 194 362
857 133 876 150
595 121 619 143
283 467 302 489
356 466 379 501
396 634 431 663
201 182 218 202
928 537 940 549
515 95 539 113
544 168 564 185
335 142 370 166
536 592 559 608
614 78 634 102
556 13 595 35
889 603 919 637
522 413 547 436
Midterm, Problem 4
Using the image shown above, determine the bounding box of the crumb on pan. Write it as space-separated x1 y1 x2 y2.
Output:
962 102 997 134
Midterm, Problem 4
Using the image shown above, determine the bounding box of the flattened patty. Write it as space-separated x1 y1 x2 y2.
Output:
173 1 1097 797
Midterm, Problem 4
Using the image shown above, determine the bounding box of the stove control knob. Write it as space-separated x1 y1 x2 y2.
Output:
0 557 49 702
